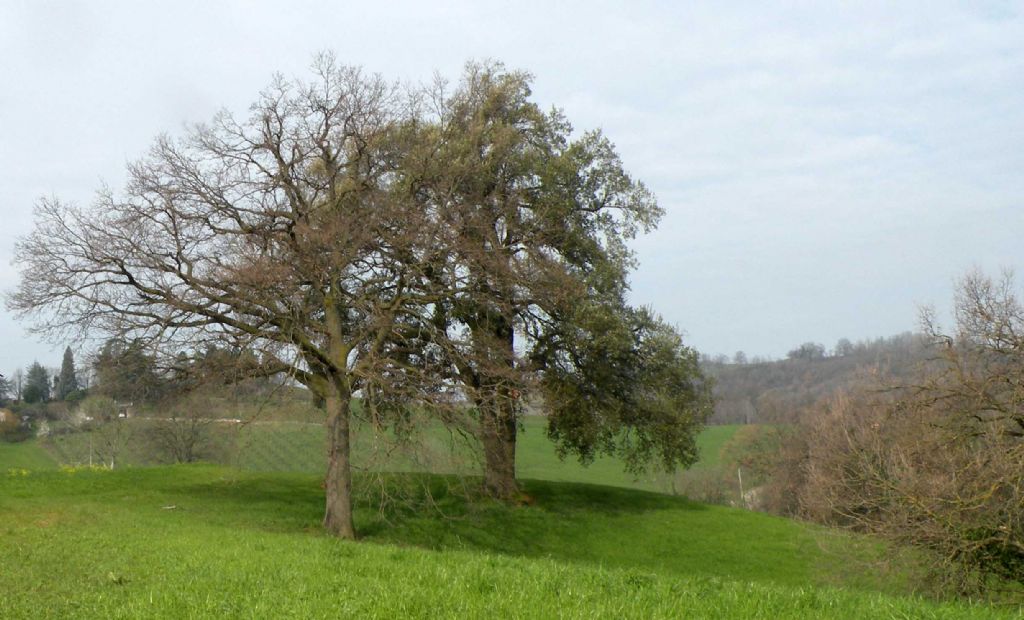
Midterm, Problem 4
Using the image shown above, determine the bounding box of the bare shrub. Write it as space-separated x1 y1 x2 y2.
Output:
795 385 1024 597
785 271 1024 598
665 467 737 506
145 401 223 464
80 395 133 469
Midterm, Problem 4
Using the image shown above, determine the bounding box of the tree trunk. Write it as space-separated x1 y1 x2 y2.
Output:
323 390 355 539
481 399 518 499
478 318 519 499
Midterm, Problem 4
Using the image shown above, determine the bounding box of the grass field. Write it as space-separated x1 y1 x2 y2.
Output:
30 417 743 495
0 465 1012 618
0 439 56 470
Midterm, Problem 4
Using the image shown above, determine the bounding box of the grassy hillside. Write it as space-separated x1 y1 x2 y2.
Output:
33 418 742 494
0 439 55 470
509 419 739 492
0 465 1009 618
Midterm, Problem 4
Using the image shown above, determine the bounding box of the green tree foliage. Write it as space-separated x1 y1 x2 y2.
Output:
22 362 50 404
56 346 80 400
93 339 164 404
540 306 712 474
0 374 11 405
404 63 710 496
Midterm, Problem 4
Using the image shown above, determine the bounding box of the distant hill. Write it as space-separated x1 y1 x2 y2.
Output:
704 332 932 424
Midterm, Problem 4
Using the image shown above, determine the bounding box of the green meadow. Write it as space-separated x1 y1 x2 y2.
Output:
0 465 1013 619
0 423 1016 618
38 417 742 494
0 439 56 470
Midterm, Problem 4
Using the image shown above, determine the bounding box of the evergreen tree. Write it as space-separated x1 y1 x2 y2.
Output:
22 362 50 403
57 346 80 400
93 338 164 403
0 374 11 405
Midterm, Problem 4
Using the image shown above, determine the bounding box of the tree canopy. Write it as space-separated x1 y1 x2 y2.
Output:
57 346 80 400
0 374 11 405
394 64 710 496
93 338 164 404
22 362 50 404
8 56 710 537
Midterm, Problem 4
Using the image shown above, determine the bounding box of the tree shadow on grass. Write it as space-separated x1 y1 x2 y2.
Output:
169 471 324 532
521 478 707 516
170 468 709 575
357 475 708 572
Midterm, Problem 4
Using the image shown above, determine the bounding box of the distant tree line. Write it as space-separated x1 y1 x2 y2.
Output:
703 332 930 424
2 339 264 414
2 347 85 408
1 337 278 469
705 333 924 369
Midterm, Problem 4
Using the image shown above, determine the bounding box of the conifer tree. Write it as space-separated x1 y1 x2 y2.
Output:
57 346 79 400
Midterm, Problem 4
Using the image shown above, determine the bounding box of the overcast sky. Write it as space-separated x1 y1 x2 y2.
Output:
1 1 1022 372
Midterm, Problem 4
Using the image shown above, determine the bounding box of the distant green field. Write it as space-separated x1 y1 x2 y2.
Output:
515 419 741 492
0 465 1008 618
0 440 56 470
30 418 742 494
693 424 741 468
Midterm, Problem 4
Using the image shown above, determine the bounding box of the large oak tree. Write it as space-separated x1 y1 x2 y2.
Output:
405 63 712 497
9 57 449 538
